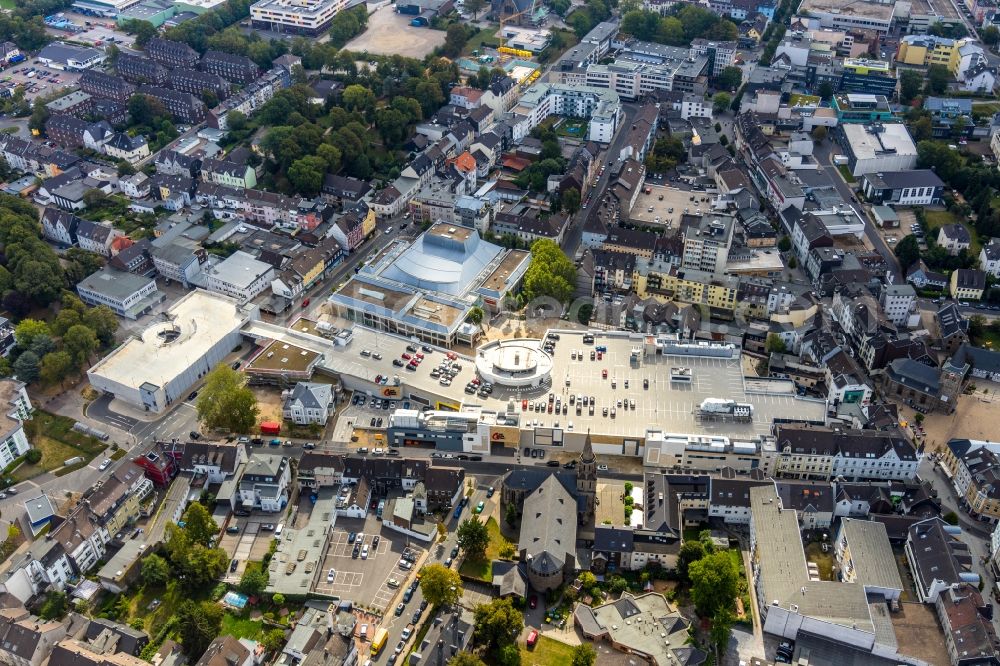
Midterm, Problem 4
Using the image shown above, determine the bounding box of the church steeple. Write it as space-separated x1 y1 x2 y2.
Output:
581 430 595 463
577 430 596 524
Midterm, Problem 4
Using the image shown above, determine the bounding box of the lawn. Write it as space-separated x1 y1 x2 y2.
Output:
555 117 588 139
221 613 265 641
458 517 506 581
836 164 857 183
0 0 14 9
15 411 107 481
971 326 1000 350
462 27 500 56
522 635 576 666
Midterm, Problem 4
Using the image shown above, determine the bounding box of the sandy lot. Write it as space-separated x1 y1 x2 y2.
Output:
904 387 1000 453
344 5 446 58
891 602 950 666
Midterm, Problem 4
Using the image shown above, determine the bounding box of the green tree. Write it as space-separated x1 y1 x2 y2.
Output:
239 565 269 595
716 66 742 91
181 544 229 588
900 69 923 104
457 517 490 559
894 234 921 271
944 510 959 525
420 563 463 606
817 81 834 101
119 18 158 47
677 540 706 581
342 84 375 113
62 324 98 367
571 644 597 666
473 597 524 651
442 23 470 58
464 0 485 19
227 110 247 131
176 600 223 657
562 187 581 214
688 550 739 617
811 125 828 142
39 351 74 386
765 333 787 354
497 644 521 666
466 306 484 326
180 502 219 547
12 351 39 383
504 501 517 526
273 592 286 606
712 92 731 113
14 319 51 350
287 155 327 196
196 364 260 434
982 25 1000 46
926 64 950 95
141 554 170 587
522 239 577 304
39 591 66 620
25 449 41 464
448 653 486 666
262 629 285 653
709 607 734 659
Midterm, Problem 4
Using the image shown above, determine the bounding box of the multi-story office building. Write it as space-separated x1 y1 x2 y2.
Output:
681 213 735 275
689 39 737 76
76 268 164 320
250 0 349 36
202 250 275 303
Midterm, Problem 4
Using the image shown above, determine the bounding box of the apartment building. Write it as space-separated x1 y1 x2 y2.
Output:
238 453 290 513
0 380 32 469
510 83 622 143
773 424 919 482
146 37 199 68
943 439 1000 522
116 53 168 85
689 39 737 76
79 71 137 104
136 85 206 123
681 213 734 274
170 68 229 100
201 50 260 84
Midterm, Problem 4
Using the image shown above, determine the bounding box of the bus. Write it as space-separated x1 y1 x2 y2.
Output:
371 628 389 656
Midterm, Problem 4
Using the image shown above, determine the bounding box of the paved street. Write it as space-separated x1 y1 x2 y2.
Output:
812 138 903 283
563 101 644 259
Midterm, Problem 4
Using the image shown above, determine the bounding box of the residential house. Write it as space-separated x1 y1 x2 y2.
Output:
201 50 260 84
905 517 979 603
951 268 986 301
238 453 290 513
939 223 972 255
282 382 333 425
202 155 257 189
146 38 199 69
77 220 124 257
103 133 150 165
980 238 1000 278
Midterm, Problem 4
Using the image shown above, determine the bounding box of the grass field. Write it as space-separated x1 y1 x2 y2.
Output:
462 27 500 56
221 613 265 641
837 164 857 183
521 635 577 666
0 0 14 10
15 411 107 481
458 517 506 581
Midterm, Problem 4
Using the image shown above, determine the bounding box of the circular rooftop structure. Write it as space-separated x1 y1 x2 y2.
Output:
475 339 553 388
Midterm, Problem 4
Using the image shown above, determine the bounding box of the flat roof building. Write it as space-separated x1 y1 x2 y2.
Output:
250 0 350 36
87 290 257 413
841 123 918 177
76 269 164 320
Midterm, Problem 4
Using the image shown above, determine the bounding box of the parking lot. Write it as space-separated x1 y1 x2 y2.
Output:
315 513 423 612
45 11 137 49
219 518 279 581
1 63 80 102
628 184 710 228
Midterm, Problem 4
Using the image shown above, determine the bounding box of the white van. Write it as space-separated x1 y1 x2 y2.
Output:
274 523 284 539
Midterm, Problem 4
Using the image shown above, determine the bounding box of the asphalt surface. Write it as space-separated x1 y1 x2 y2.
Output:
563 101 644 258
